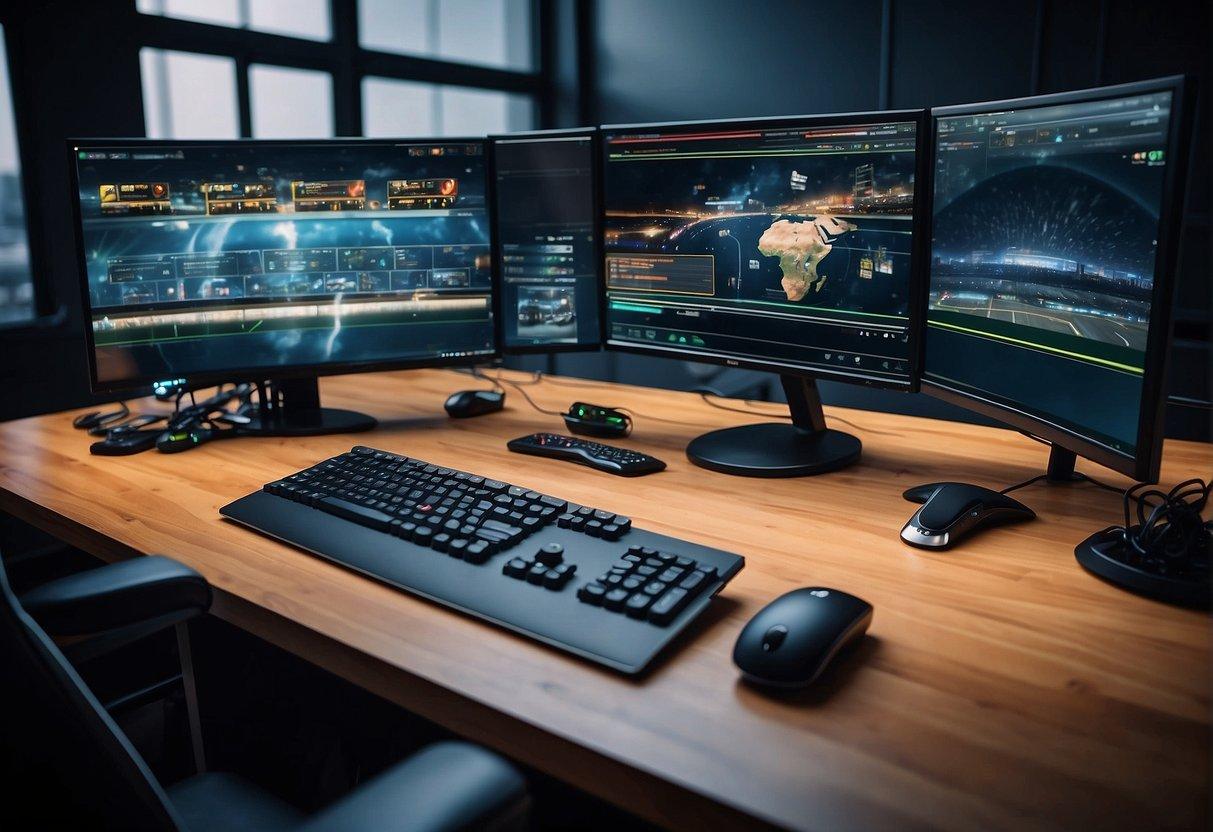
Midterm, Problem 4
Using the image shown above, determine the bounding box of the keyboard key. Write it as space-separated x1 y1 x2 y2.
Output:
526 563 548 585
625 593 654 618
316 497 392 531
464 541 490 564
648 588 689 625
448 539 468 558
431 533 451 552
578 583 607 605
503 558 528 578
680 570 709 595
603 588 629 611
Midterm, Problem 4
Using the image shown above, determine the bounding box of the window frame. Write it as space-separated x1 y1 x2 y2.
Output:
134 0 555 139
0 14 52 327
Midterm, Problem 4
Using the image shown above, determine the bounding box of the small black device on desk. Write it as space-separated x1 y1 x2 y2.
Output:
563 402 631 438
221 445 743 674
900 482 1035 549
73 403 129 431
1075 478 1210 608
445 389 505 418
90 427 164 456
733 587 873 689
508 433 666 477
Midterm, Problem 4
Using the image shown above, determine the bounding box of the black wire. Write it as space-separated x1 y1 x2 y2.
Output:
496 376 565 416
1168 395 1213 410
1000 474 1050 495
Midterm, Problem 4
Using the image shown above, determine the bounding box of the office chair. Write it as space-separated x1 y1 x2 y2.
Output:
0 552 528 831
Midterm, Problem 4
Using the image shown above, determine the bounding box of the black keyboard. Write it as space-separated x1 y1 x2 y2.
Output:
507 432 666 476
221 446 744 674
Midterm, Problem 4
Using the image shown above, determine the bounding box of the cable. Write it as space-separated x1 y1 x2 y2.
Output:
1168 395 1213 410
1000 474 1050 495
496 376 565 416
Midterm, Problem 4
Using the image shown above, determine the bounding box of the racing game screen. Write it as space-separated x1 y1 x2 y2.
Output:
925 90 1173 457
493 134 599 349
73 141 494 388
602 118 919 385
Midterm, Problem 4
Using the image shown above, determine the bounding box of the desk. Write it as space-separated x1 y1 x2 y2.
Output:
0 368 1208 831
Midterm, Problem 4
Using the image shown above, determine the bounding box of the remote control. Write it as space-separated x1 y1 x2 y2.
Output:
507 433 666 477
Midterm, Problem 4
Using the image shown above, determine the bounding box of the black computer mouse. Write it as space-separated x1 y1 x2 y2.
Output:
900 482 1035 549
444 389 505 418
733 588 873 689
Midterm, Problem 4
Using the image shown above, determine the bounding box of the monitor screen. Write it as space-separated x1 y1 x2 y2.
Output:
924 87 1176 465
492 132 600 350
71 140 495 390
601 116 921 386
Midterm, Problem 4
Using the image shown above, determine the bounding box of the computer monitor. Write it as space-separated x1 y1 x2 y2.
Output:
923 76 1192 482
490 128 602 352
69 138 495 434
601 112 928 476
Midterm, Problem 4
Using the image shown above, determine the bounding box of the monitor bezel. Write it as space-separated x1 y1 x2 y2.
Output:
67 136 501 396
487 127 604 354
598 109 931 392
921 75 1192 482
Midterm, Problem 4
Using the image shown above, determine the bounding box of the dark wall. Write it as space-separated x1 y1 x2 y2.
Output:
0 2 146 421
547 0 1211 441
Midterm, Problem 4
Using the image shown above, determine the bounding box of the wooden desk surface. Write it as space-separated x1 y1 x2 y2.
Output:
0 368 1208 831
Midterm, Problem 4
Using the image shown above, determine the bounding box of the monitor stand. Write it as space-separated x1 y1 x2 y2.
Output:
238 377 376 437
686 375 861 477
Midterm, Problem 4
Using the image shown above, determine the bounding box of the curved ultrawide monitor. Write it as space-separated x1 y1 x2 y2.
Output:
600 111 928 389
69 138 496 393
922 77 1191 481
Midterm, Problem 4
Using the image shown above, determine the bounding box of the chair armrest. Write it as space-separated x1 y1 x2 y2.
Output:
298 742 528 832
19 555 211 637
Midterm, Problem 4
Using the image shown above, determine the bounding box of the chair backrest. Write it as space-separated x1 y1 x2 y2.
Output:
0 553 183 831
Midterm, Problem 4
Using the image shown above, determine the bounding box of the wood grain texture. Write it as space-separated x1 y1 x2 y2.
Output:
0 368 1208 832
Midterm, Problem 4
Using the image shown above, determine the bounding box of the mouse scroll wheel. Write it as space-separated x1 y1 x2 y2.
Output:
761 624 788 652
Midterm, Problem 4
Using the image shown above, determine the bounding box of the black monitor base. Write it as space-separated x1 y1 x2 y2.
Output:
238 377 376 437
686 375 861 478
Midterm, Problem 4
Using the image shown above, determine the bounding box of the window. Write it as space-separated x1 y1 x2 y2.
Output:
136 0 331 42
362 77 533 137
249 65 335 138
358 0 532 71
0 25 34 324
140 49 240 139
134 2 542 139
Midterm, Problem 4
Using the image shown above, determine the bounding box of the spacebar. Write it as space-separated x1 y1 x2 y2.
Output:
316 497 393 531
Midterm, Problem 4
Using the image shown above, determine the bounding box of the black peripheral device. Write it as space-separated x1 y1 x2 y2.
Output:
87 413 166 437
600 109 930 477
90 427 164 456
72 403 129 430
221 445 744 674
563 402 632 438
733 588 873 689
507 433 667 477
445 389 506 418
1075 478 1210 608
900 483 1036 549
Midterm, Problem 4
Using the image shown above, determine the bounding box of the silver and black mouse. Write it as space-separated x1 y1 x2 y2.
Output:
900 482 1035 549
733 588 873 689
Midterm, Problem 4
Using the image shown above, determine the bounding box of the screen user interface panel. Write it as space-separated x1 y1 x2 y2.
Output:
72 141 494 387
602 118 919 385
493 134 600 349
925 90 1173 459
